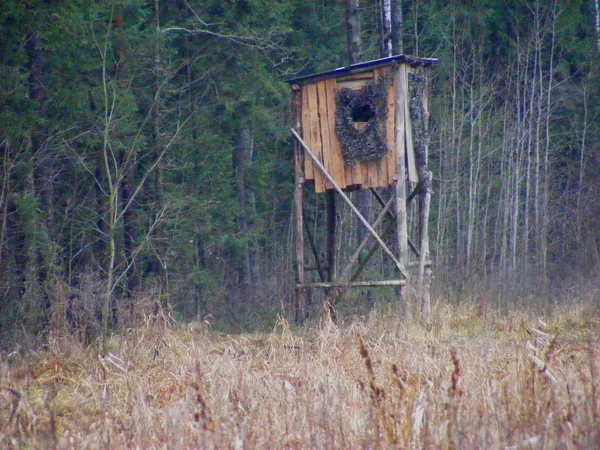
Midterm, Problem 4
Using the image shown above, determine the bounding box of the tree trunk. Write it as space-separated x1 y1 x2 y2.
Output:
541 3 558 281
595 0 600 56
100 6 119 351
391 0 404 54
233 121 255 296
152 0 167 306
25 22 55 331
0 142 11 274
114 0 140 302
379 0 392 57
346 0 362 65
121 159 139 298
0 142 21 331
113 4 140 322
118 10 137 299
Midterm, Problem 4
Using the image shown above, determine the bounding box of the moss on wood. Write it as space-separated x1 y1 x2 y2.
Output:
408 72 431 190
335 76 391 166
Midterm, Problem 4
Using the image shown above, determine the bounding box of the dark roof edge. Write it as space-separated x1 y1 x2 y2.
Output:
285 54 438 85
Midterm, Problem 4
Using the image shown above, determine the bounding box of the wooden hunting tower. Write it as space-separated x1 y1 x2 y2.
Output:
288 54 437 324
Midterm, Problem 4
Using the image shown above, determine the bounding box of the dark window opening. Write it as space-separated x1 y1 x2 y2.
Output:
351 104 376 122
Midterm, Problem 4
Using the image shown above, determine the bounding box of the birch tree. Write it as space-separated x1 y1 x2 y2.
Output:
595 0 600 56
391 0 404 54
92 2 191 349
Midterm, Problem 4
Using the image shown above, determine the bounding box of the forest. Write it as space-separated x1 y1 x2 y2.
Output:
2 1 600 448
1 0 599 344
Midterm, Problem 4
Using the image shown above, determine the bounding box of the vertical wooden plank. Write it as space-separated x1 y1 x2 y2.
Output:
375 116 388 187
336 78 354 187
395 63 409 285
344 166 355 188
370 68 385 188
381 68 392 187
395 63 407 189
372 68 385 188
307 83 324 192
292 87 306 324
360 161 369 187
376 157 386 188
352 150 363 189
423 67 431 172
351 162 362 188
423 67 430 121
356 120 369 185
301 86 314 181
386 68 397 186
338 76 353 186
405 67 418 183
367 161 379 188
325 78 347 189
317 80 334 190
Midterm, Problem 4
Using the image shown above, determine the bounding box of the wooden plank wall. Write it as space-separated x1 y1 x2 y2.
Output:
404 65 418 183
299 63 418 193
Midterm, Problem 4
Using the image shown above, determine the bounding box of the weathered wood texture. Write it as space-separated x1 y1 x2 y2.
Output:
295 63 419 193
298 280 406 289
395 63 409 274
292 86 306 324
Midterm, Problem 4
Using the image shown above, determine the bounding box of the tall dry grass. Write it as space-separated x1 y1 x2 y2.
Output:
1 294 599 449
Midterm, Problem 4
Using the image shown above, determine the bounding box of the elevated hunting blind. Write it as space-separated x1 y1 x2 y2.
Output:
288 54 437 324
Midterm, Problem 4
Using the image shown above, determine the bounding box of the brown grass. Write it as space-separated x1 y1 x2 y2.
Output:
1 296 599 449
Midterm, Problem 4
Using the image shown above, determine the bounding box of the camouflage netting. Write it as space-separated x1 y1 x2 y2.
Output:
335 76 391 166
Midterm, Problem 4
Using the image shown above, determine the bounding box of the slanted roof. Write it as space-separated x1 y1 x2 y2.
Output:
285 54 438 85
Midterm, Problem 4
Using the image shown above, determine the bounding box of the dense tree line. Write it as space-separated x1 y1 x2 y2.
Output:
1 0 598 345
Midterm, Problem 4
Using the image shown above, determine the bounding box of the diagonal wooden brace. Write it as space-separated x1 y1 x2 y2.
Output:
339 194 395 283
292 129 408 279
370 188 420 257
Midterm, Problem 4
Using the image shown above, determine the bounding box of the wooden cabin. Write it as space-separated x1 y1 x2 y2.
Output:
287 55 437 193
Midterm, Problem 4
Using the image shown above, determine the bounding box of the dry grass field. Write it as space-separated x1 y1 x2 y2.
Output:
1 294 599 449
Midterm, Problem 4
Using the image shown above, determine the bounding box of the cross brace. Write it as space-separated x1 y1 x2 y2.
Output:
292 129 408 279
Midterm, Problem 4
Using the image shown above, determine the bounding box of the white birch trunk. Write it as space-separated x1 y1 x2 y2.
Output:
380 0 392 57
595 0 600 56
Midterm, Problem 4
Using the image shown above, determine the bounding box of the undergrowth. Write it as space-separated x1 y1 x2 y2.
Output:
1 294 599 449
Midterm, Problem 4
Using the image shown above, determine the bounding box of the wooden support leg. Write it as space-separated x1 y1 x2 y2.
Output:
327 191 337 282
294 144 306 325
395 160 409 306
326 191 337 319
418 171 432 326
394 65 410 306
